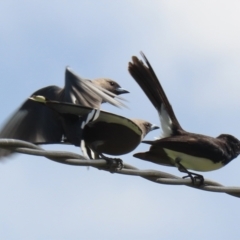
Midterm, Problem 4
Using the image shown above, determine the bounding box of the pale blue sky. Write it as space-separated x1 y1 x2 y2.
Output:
0 1 240 239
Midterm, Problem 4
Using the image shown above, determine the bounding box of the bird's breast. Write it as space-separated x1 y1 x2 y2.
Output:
163 148 224 172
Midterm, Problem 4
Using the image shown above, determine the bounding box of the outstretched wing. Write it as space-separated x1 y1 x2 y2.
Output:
64 68 127 109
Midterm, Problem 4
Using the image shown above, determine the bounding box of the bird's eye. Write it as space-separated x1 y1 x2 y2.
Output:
110 81 115 86
145 123 151 128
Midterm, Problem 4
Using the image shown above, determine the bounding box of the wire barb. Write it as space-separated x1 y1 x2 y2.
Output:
0 139 239 198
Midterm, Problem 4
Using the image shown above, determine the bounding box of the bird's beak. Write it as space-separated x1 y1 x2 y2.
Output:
150 124 160 132
115 87 129 94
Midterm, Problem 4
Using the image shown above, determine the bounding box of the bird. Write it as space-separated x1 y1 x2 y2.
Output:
128 52 240 184
0 67 129 157
29 96 159 162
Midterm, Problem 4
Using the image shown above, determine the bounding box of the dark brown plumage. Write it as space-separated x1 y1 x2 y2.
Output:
128 52 240 183
83 118 158 158
28 98 159 159
0 67 128 157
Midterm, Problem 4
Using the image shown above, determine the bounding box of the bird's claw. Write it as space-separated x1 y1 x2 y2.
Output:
182 174 204 186
106 158 123 171
176 158 204 186
100 154 123 171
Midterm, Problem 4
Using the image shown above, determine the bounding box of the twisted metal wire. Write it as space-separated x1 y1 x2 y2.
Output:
0 139 240 198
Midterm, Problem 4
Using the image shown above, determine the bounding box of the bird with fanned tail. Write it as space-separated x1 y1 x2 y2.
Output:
128 52 240 184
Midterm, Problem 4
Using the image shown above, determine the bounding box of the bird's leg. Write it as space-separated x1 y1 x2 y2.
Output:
175 158 204 186
182 172 204 186
88 141 124 171
99 153 123 171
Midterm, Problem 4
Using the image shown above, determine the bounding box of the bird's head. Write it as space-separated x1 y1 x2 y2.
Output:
93 79 129 96
131 119 159 139
217 134 240 157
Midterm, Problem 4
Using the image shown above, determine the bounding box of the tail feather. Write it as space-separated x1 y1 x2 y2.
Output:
128 52 182 132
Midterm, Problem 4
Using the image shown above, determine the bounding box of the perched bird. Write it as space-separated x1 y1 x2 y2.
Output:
29 96 159 160
128 52 240 184
0 67 128 157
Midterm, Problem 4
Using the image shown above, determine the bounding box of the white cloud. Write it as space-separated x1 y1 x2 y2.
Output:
159 1 240 52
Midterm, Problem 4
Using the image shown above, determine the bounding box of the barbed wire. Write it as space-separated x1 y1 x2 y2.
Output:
0 139 239 198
